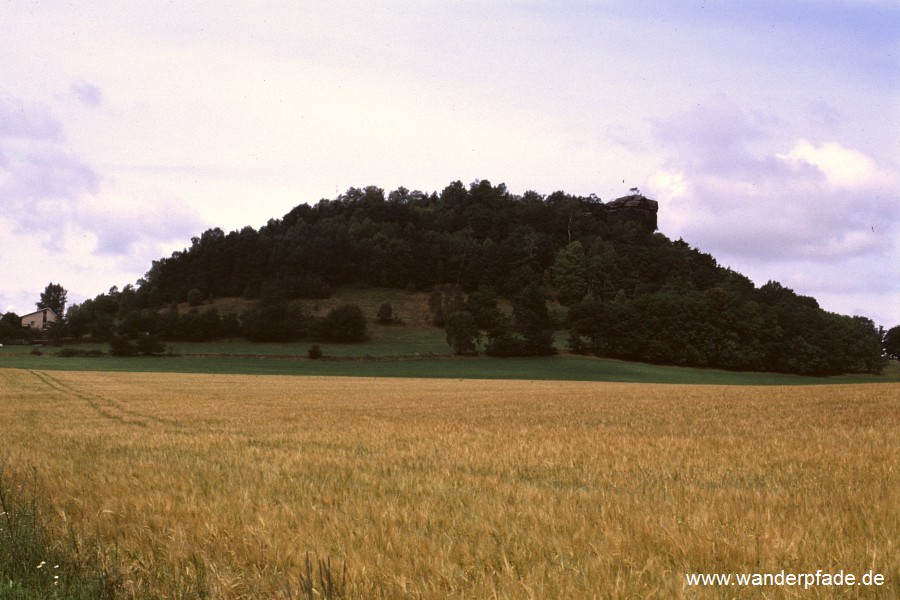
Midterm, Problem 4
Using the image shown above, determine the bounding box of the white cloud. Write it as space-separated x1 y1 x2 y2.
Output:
0 97 63 140
778 139 886 189
70 81 103 108
0 95 211 316
648 98 899 324
78 193 205 256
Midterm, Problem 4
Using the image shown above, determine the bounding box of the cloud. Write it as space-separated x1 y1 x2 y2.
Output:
0 100 100 250
0 97 63 140
649 99 898 264
70 81 103 108
777 139 884 189
79 194 205 256
0 95 205 259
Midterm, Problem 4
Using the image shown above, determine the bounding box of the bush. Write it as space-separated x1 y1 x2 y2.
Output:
109 336 136 356
135 334 167 356
316 304 367 342
377 302 393 324
187 288 203 307
308 344 323 359
445 310 479 355
240 303 306 342
109 335 166 356
485 334 529 357
56 348 106 358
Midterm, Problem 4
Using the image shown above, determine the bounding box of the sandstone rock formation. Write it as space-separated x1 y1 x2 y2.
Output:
604 194 659 232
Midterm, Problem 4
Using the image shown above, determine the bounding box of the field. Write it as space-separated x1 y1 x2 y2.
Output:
1 368 898 598
3 334 900 386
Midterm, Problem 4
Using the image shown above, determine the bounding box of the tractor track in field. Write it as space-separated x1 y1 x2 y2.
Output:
28 370 183 429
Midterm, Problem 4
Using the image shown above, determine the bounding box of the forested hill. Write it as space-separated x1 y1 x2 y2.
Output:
82 179 885 375
144 181 660 301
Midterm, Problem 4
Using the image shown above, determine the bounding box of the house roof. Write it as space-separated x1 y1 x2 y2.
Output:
20 307 60 320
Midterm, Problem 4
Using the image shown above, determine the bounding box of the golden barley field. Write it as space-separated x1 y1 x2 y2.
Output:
1 368 898 598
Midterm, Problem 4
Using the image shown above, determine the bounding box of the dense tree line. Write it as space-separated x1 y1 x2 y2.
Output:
27 179 890 375
135 181 620 304
47 284 365 346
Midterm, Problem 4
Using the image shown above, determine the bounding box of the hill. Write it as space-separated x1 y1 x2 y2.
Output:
59 179 885 376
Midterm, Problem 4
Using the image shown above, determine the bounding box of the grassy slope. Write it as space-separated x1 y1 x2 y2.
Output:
3 287 897 385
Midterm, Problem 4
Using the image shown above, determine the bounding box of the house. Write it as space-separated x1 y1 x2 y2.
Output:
20 308 59 330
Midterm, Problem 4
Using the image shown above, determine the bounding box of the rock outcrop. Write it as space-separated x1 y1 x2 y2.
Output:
604 194 659 232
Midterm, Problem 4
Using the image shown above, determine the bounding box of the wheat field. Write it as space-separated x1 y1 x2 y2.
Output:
1 368 898 598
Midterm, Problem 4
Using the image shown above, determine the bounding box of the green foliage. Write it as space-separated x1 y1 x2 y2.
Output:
61 178 886 376
884 325 900 361
187 288 203 307
135 334 167 356
465 286 503 332
308 344 323 359
428 284 464 327
240 303 306 342
37 283 67 317
240 303 367 343
567 283 886 375
0 461 123 599
377 302 393 324
444 311 480 355
0 312 32 343
109 334 167 356
55 348 105 358
550 241 588 306
318 304 367 342
484 286 555 357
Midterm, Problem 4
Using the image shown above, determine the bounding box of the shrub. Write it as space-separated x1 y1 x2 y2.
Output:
187 288 203 307
318 304 367 342
308 344 323 359
109 336 136 356
377 302 393 324
445 310 479 355
240 303 306 342
135 334 167 356
56 348 106 358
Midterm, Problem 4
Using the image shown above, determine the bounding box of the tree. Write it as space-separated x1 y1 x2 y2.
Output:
135 334 167 356
445 310 480 355
240 303 306 342
0 312 25 341
187 288 204 307
486 286 555 357
428 284 464 327
884 325 900 361
319 304 367 342
38 283 67 317
377 302 394 324
465 286 503 332
550 241 587 306
513 285 556 355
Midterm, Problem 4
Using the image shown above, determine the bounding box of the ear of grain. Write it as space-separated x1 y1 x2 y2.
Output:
1 368 897 598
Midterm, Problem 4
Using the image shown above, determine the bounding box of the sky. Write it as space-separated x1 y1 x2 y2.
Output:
1 1 898 327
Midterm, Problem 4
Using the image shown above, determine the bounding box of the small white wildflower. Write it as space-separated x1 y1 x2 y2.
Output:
37 561 46 569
